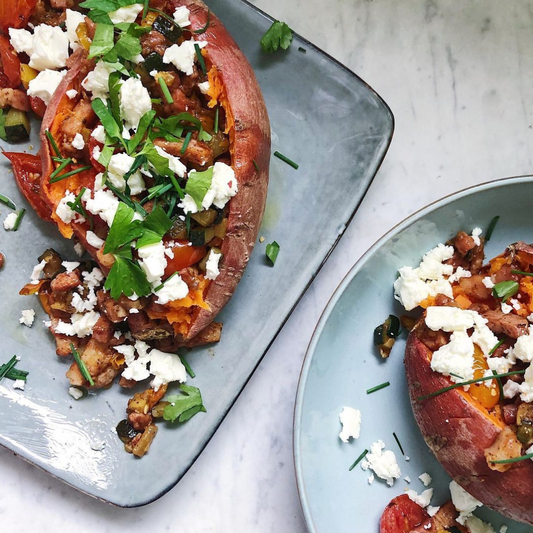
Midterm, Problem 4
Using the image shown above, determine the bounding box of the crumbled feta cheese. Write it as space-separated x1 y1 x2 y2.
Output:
427 506 440 517
19 309 35 327
419 473 432 486
56 191 80 224
85 189 120 227
205 249 222 280
55 311 100 337
154 145 187 177
519 363 533 402
62 261 80 273
465 516 495 533
501 302 512 314
138 242 167 284
86 231 105 249
119 76 152 131
510 298 521 311
107 152 146 194
471 227 482 247
449 480 482 525
360 440 401 486
394 244 455 311
91 125 106 143
499 526 508 533
528 313 533 323
404 476 411 483
68 386 85 400
150 349 187 390
482 276 495 289
164 247 175 259
82 60 116 100
367 474 374 484
425 306 475 332
27 68 67 105
109 3 144 23
338 406 361 443
203 162 238 208
406 488 433 508
66 89 78 99
12 25 69 71
163 39 207 76
30 259 47 284
65 9 86 50
173 6 191 27
431 331 474 383
71 292 96 313
71 132 85 150
503 379 520 399
511 327 533 362
3 212 18 230
13 379 26 391
155 274 189 305
74 242 85 257
83 267 104 288
198 81 210 94
113 330 121 340
487 355 514 375
448 266 472 283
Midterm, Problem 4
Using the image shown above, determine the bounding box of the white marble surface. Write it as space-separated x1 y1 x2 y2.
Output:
3 0 533 531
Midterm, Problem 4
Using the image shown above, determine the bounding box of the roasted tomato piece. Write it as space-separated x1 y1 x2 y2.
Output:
0 35 21 88
380 494 429 533
3 152 52 221
163 241 206 279
0 0 38 32
29 96 46 118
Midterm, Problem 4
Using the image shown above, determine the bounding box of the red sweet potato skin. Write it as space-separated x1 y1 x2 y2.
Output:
405 332 533 525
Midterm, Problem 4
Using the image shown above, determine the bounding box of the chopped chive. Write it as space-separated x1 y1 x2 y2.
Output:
0 356 18 381
366 381 390 394
489 339 505 355
194 43 207 74
274 150 298 169
6 369 28 380
158 76 174 104
349 449 368 471
181 131 192 154
417 369 526 402
491 452 533 465
49 165 92 184
393 432 404 455
151 98 162 104
50 157 73 180
168 173 184 198
142 183 173 203
253 159 259 171
511 269 533 277
185 212 191 235
166 193 178 217
485 215 500 242
12 208 25 231
214 106 219 134
492 370 504 399
70 343 94 387
449 372 464 380
194 10 211 34
298 46 306 53
492 280 519 302
0 193 16 210
180 356 196 378
67 187 89 220
45 130 61 157
106 182 135 208
132 201 148 218
142 0 149 20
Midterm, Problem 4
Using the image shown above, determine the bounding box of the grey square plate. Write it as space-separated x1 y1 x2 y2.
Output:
0 0 393 506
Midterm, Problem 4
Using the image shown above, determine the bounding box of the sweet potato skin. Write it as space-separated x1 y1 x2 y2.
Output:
405 330 533 525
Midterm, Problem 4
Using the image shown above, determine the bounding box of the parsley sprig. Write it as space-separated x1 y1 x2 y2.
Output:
163 384 206 423
260 20 293 53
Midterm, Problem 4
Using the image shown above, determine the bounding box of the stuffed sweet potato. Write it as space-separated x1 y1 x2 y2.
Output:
394 232 533 525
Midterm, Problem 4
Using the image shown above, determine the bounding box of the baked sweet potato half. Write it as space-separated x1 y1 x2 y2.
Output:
38 0 270 341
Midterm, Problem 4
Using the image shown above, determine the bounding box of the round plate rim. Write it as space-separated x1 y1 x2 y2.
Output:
292 174 533 533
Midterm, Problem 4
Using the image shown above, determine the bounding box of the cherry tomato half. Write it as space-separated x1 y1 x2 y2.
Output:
0 35 21 88
380 494 430 533
29 96 46 118
0 0 38 33
163 241 206 279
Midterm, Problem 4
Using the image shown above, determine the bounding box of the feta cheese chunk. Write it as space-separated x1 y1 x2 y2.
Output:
62 261 80 273
471 227 482 247
66 89 78 99
425 306 475 332
360 440 401 486
155 274 189 305
406 488 433 508
71 133 85 150
198 81 210 94
465 516 495 533
519 363 533 402
431 331 475 383
449 480 482 525
107 153 146 194
56 191 81 224
68 386 85 400
419 472 432 486
482 276 495 289
30 259 47 284
119 77 152 131
27 68 67 105
3 212 18 231
511 328 533 362
205 249 222 280
138 242 167 284
13 380 26 391
109 3 144 23
9 28 33 56
154 145 187 177
20 309 35 327
55 311 100 337
150 349 187 390
86 230 105 249
163 39 207 76
173 6 191 27
91 125 106 143
503 379 520 399
85 189 120 227
82 60 115 100
338 406 362 442
65 9 86 50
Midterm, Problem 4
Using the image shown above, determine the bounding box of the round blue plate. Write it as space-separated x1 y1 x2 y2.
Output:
294 176 533 533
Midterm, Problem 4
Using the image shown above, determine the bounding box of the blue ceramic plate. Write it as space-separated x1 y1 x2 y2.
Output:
0 0 393 507
294 177 533 533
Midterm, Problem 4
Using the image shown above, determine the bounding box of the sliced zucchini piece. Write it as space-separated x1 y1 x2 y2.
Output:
143 51 166 73
169 217 188 240
191 208 217 227
152 15 182 42
189 226 215 246
213 218 228 239
373 314 401 358
5 108 30 143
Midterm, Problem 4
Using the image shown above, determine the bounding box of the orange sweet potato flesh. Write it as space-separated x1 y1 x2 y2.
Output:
39 2 271 340
405 329 533 525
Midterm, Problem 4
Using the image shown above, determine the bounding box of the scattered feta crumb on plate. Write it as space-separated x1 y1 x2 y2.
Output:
338 406 362 442
19 309 35 327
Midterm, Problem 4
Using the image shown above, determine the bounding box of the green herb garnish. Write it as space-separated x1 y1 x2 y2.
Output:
181 130 192 154
158 76 174 104
490 452 533 465
485 215 500 242
45 129 61 157
274 150 298 169
194 43 207 74
0 109 7 141
0 356 21 381
163 384 206 423
67 187 89 220
104 256 152 300
194 10 211 34
489 338 505 355
260 20 293 53
492 370 504 399
266 241 280 265
180 356 196 379
253 159 259 172
12 209 25 231
512 269 533 277
70 343 94 387
49 157 73 180
184 167 214 209
49 165 93 184
492 280 519 302
366 381 390 394
393 432 404 455
0 193 16 210
89 23 115 58
349 449 368 471
214 106 219 134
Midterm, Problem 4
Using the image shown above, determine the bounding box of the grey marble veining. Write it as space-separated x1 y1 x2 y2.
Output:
2 0 533 531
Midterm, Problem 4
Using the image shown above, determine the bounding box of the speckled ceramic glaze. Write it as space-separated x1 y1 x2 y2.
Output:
294 176 533 533
0 0 393 507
